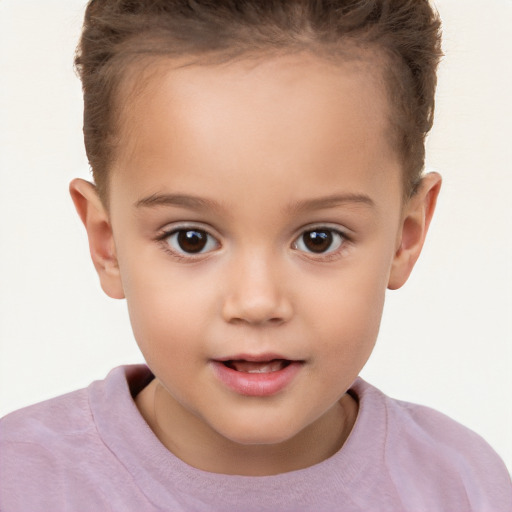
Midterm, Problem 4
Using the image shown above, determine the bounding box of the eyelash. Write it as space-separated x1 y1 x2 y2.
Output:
156 224 220 261
292 226 349 261
156 224 350 261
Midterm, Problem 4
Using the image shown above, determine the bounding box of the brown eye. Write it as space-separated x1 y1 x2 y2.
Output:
294 229 344 254
166 229 219 255
177 230 207 253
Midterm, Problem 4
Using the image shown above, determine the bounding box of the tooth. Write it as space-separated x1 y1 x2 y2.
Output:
235 360 286 373
247 364 272 374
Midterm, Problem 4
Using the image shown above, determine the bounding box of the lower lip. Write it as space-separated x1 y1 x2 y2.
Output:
210 361 303 397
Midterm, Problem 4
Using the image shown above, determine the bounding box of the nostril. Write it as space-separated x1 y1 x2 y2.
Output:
221 282 293 325
228 316 286 326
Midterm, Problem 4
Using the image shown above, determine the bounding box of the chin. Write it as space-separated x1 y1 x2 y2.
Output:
214 417 303 446
229 432 292 446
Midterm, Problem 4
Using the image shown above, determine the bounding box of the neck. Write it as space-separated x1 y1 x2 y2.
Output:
135 379 358 476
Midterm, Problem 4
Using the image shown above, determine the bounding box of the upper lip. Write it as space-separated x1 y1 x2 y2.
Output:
213 353 300 363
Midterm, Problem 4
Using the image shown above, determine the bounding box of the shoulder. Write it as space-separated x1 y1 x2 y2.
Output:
0 366 151 512
381 387 505 470
0 387 100 510
0 365 150 446
353 378 505 461
351 379 512 511
0 383 104 478
1 387 93 444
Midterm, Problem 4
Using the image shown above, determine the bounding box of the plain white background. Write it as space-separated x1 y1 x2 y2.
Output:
1 0 511 473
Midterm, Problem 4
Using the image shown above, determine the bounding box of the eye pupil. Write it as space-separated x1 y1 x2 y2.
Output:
303 230 333 253
177 230 208 253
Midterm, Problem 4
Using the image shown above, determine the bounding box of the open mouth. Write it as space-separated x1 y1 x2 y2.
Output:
211 356 303 396
222 359 292 374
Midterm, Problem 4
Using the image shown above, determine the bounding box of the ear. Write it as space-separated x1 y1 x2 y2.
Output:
69 178 125 299
388 172 442 290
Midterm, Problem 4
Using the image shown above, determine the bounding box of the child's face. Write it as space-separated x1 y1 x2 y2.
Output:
73 53 439 469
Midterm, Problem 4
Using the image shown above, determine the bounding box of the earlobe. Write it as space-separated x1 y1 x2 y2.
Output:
388 172 442 290
69 178 125 299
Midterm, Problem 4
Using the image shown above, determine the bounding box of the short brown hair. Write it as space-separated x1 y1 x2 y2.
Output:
75 0 442 203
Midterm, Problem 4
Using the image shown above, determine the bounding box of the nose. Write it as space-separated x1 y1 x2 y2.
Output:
221 251 293 326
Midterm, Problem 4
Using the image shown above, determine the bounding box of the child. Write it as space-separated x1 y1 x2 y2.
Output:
1 0 511 510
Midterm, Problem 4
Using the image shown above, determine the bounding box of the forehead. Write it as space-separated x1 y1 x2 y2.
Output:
110 52 401 210
118 51 389 136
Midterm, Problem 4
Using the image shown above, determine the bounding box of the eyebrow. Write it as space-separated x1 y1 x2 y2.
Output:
135 193 223 212
286 193 375 213
135 191 375 213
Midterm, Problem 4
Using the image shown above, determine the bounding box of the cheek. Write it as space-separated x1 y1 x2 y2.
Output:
302 256 390 372
318 290 384 363
120 259 213 358
125 288 208 400
303 289 384 407
307 257 388 328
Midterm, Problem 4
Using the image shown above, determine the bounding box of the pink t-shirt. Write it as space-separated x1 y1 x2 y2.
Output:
1 365 511 511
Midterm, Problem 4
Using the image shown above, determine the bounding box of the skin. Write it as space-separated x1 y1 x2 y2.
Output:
70 52 441 476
